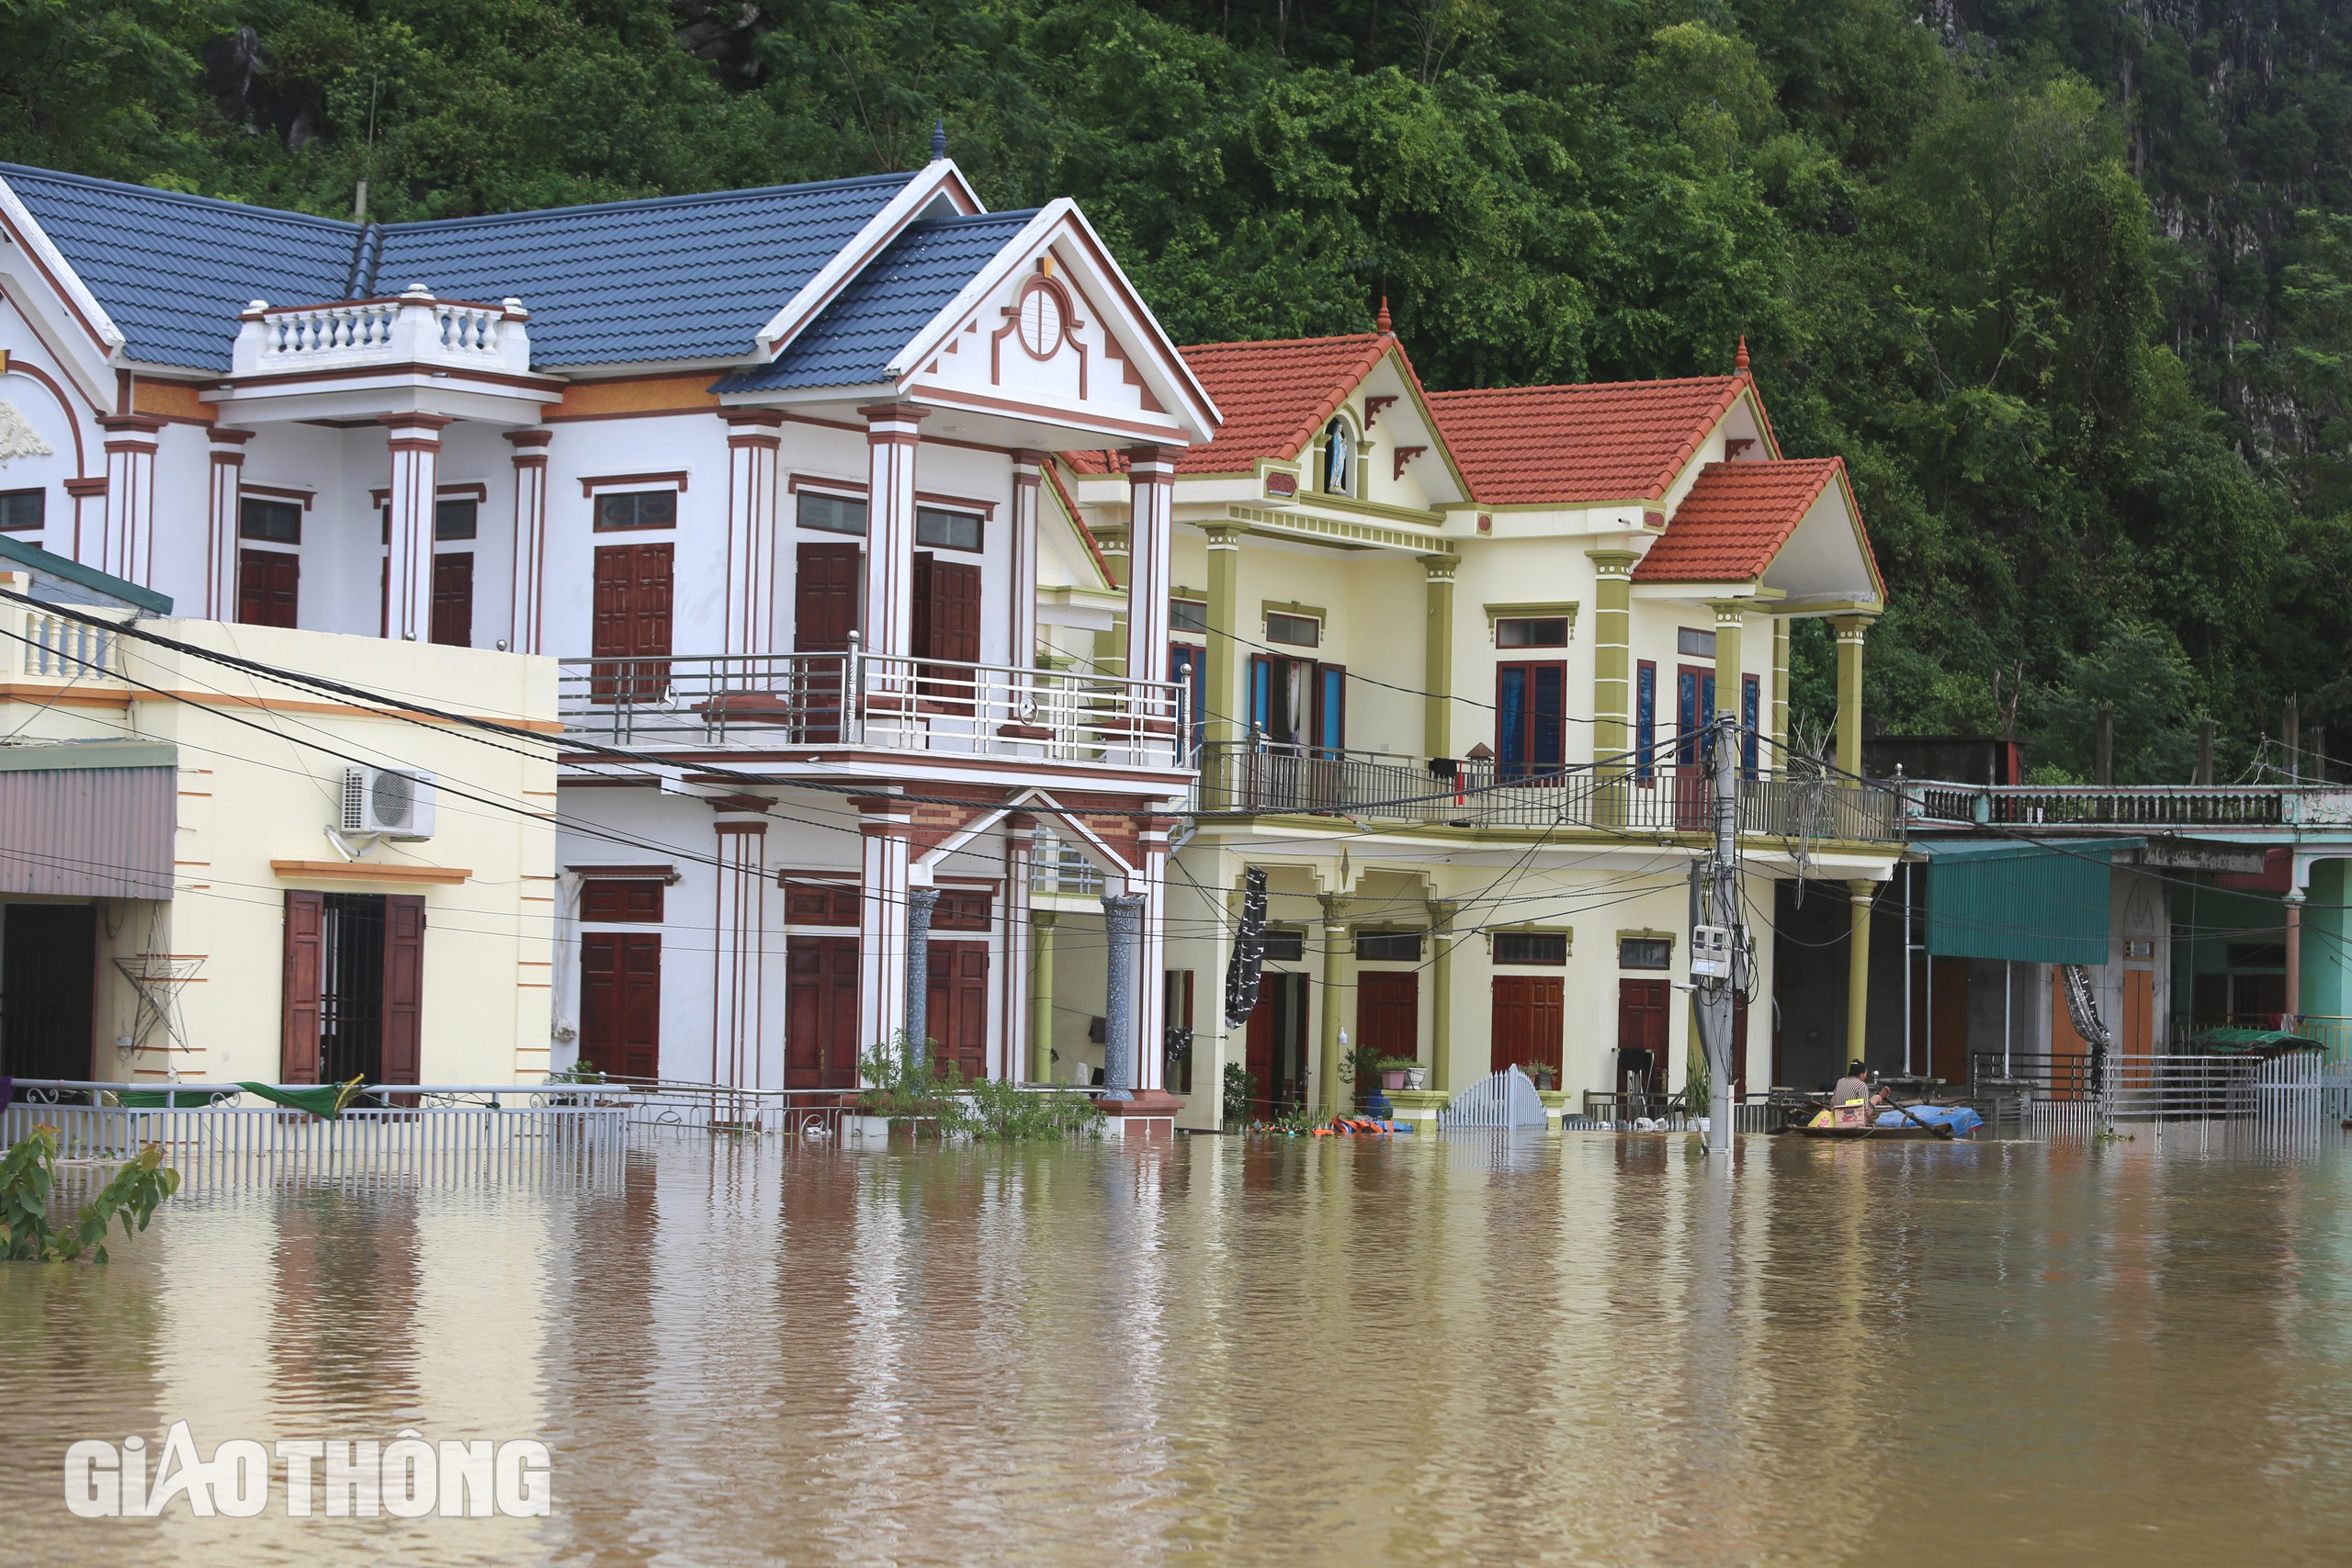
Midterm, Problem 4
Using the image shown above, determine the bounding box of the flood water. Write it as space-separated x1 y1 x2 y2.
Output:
6 1128 2351 1566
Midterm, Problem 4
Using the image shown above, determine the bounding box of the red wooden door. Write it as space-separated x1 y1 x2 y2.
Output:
380 895 425 1086
238 549 299 627
794 543 861 740
1244 974 1306 1117
1493 976 1566 1076
1357 972 1419 1065
431 552 474 647
581 932 662 1080
1614 978 1669 1090
593 544 673 701
786 934 860 1089
281 890 324 1083
926 940 990 1083
912 554 981 706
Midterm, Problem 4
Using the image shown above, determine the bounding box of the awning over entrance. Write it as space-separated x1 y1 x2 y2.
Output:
1920 838 2137 965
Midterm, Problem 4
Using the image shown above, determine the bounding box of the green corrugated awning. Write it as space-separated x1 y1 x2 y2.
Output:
1922 838 2135 965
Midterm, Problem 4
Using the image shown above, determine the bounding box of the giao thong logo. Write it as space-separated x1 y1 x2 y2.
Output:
63 1423 552 1518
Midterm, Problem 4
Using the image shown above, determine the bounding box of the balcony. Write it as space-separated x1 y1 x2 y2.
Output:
231 286 533 378
1193 743 1903 842
557 650 1190 773
1908 781 2352 829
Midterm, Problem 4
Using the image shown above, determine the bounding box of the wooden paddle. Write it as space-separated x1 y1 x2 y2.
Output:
1879 1090 1955 1140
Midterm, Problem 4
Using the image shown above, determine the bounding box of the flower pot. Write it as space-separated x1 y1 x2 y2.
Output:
1380 1068 1408 1091
1403 1066 1429 1091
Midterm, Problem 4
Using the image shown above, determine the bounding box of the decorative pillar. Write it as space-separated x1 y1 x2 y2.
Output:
504 430 552 653
96 414 164 585
1001 815 1036 1081
904 885 940 1067
2286 885 2305 1029
713 818 768 1091
1422 555 1456 760
1832 615 1873 778
1123 446 1175 703
1010 452 1045 666
1136 818 1173 1093
1030 910 1059 1084
1101 891 1144 1100
203 427 253 619
723 411 785 659
380 413 453 641
1316 895 1349 1113
63 478 107 563
1204 524 1244 747
1772 617 1791 761
1710 603 1744 721
855 796 915 1061
1428 898 1457 1093
860 403 926 660
1846 878 1875 1063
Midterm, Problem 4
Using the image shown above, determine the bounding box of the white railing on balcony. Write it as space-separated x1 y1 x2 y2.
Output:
231 285 533 377
1905 778 2352 829
556 648 1190 772
15 607 123 681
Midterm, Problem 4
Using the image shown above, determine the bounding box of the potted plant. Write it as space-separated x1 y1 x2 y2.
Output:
1403 1062 1430 1091
1518 1060 1558 1092
1377 1055 1418 1091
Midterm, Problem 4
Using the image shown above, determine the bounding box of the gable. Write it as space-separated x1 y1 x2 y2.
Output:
1428 376 1754 505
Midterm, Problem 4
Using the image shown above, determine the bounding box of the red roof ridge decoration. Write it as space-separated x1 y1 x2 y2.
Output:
1631 457 1879 593
1063 332 1416 477
1426 375 1762 506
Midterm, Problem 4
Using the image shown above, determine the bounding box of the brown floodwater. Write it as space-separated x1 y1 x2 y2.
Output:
5 1128 2349 1566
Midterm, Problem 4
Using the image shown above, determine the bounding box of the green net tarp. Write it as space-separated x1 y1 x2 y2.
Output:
114 1079 364 1118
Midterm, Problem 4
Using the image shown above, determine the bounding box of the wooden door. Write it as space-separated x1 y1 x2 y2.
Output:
379 895 425 1086
1494 976 1566 1077
0 903 96 1079
431 552 474 647
926 941 990 1083
1244 974 1306 1117
281 890 325 1083
1613 978 1669 1090
592 543 673 701
912 554 981 707
237 549 299 627
1357 972 1419 1065
581 932 662 1079
794 542 861 739
1674 664 1715 829
786 934 860 1089
1928 957 1971 1086
2122 968 2154 1056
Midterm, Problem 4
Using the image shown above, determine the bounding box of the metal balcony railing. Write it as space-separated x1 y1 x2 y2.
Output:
557 648 1189 770
1906 780 2352 829
1191 742 1903 841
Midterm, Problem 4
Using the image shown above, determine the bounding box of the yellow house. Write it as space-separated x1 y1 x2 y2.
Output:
1056 322 1898 1126
0 539 555 1087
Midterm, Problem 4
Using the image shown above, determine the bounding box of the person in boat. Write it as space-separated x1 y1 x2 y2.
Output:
1830 1061 1884 1127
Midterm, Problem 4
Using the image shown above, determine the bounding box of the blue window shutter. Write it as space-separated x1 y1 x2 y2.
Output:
1250 656 1271 739
1677 671 1699 764
1532 665 1565 773
1317 666 1345 754
1636 661 1657 783
1498 666 1528 778
1742 674 1760 778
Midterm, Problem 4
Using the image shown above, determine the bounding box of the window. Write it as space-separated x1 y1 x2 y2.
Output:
1497 662 1565 782
1635 660 1657 784
915 506 982 551
1266 611 1319 648
1321 417 1355 495
1170 598 1208 635
1250 654 1343 752
582 879 664 922
1677 626 1716 658
594 491 677 531
1356 931 1424 962
2228 942 2286 969
0 489 42 533
1017 283 1066 357
1261 928 1306 964
797 491 867 535
1495 931 1568 965
1620 937 1672 970
239 497 302 545
435 498 478 541
1317 664 1346 754
1497 617 1569 649
1741 673 1761 778
1170 644 1206 749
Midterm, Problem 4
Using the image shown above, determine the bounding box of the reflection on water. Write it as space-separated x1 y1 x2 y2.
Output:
6 1131 2351 1566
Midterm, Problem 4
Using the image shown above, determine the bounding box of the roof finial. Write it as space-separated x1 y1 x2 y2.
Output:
1735 334 1750 373
1376 296 1393 335
931 119 947 163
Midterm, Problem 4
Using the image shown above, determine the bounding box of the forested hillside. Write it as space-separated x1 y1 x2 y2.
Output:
4 0 2346 782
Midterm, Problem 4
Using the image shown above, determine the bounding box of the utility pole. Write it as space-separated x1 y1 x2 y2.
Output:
1693 711 1741 1156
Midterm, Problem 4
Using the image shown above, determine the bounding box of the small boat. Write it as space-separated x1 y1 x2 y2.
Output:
1795 1102 1984 1140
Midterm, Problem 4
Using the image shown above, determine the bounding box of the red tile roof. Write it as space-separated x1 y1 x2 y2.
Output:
1064 333 1399 476
1425 377 1754 505
1632 458 1853 582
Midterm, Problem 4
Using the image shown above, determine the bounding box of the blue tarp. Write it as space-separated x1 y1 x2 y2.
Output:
1874 1104 1984 1134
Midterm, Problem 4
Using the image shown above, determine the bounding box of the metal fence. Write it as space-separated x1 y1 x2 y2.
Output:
3 1081 629 1186
1969 1051 2352 1130
1574 1090 1779 1133
1907 780 2352 829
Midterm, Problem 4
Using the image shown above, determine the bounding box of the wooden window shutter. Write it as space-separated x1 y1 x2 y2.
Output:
281 890 325 1083
381 895 426 1085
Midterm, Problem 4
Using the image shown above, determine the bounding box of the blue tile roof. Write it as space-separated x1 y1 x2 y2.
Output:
0 164 920 373
718 211 1036 392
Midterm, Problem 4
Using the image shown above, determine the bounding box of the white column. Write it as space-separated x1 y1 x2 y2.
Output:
380 413 452 641
504 429 551 653
204 427 252 619
712 818 767 1091
724 411 785 659
1133 815 1172 1093
1123 446 1174 697
1009 450 1044 667
999 813 1036 1082
861 402 927 661
856 795 914 1060
97 414 163 585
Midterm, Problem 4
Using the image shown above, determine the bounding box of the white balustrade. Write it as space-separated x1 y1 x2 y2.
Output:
231 285 533 377
18 609 123 680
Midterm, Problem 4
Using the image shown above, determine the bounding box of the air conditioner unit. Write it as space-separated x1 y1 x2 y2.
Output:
342 765 437 840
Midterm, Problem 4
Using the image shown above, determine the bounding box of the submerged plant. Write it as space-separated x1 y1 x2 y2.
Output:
1222 1062 1258 1124
0 1126 181 1263
858 1033 1102 1142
